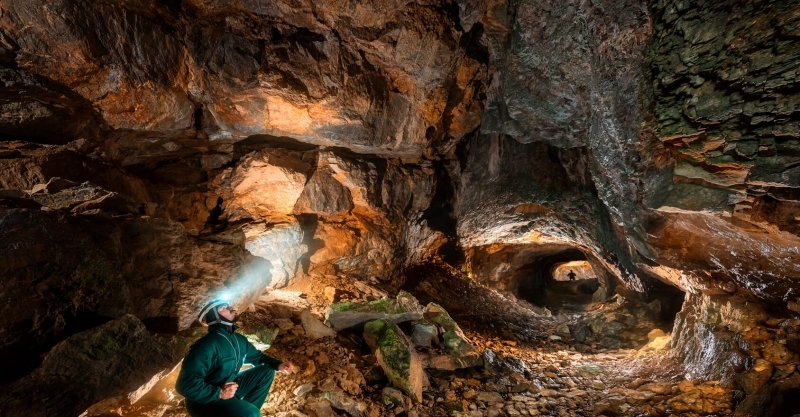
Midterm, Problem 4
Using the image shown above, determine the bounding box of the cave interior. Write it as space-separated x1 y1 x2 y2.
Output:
1 0 800 416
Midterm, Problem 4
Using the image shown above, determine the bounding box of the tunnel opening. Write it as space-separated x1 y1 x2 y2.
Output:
464 242 686 351
515 248 604 314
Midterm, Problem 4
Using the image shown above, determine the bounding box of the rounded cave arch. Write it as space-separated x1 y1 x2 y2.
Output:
466 243 622 312
508 247 622 313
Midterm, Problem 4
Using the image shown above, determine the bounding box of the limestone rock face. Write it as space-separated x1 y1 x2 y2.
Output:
223 149 311 222
0 65 109 144
639 0 800 296
0 0 486 158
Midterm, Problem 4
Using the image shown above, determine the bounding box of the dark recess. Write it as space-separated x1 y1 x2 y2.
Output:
193 107 203 131
232 134 318 159
296 213 324 274
420 161 464 266
203 197 225 232
0 312 112 385
142 316 180 334
645 278 687 323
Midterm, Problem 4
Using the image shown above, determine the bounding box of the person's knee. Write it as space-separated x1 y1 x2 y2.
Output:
253 365 276 382
238 404 260 417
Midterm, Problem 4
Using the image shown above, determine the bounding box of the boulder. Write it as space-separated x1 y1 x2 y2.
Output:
304 398 337 417
301 309 336 339
475 391 505 404
382 386 407 407
600 337 622 349
736 359 773 395
325 290 424 331
363 319 423 403
0 315 182 417
410 320 438 347
422 353 462 371
570 324 592 343
324 286 339 303
315 390 368 417
424 303 482 368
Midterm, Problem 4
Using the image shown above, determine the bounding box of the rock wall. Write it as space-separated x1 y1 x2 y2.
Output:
452 0 656 297
642 0 800 303
642 1 800 407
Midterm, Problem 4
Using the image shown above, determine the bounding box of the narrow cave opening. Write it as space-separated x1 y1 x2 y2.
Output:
421 161 464 266
516 248 603 313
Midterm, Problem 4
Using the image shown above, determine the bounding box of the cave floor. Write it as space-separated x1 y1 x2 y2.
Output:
109 265 737 417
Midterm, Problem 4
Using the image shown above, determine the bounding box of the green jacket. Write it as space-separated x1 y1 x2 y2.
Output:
176 325 282 404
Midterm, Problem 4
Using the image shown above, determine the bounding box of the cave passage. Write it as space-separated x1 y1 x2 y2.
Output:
516 248 603 313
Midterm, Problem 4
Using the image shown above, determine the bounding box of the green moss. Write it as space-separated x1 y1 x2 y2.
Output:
426 303 457 330
99 336 120 355
376 324 410 374
329 301 357 312
85 333 122 359
331 298 406 314
368 298 401 314
442 330 466 352
366 319 414 395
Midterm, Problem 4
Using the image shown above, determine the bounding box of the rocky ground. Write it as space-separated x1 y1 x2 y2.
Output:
80 263 748 417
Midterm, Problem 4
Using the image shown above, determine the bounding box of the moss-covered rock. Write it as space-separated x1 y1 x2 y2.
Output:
424 303 482 368
325 290 424 331
363 319 423 402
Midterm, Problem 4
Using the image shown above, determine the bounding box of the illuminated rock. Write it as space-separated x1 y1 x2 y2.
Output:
243 221 307 289
224 149 311 222
301 309 337 340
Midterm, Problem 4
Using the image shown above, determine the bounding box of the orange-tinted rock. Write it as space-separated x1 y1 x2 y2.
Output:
224 149 311 221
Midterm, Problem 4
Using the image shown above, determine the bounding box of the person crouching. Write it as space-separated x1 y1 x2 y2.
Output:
176 299 294 417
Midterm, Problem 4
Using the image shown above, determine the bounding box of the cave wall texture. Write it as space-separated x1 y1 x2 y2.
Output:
1 0 800 412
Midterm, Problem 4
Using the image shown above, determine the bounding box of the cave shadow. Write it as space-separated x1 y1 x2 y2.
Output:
0 311 113 386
